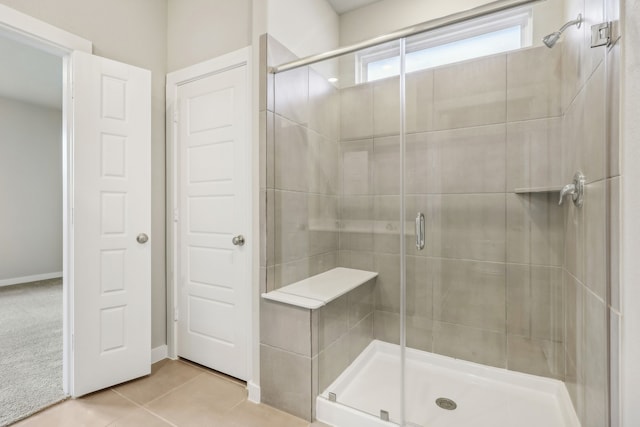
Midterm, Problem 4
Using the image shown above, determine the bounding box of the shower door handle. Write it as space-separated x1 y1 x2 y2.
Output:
415 212 425 251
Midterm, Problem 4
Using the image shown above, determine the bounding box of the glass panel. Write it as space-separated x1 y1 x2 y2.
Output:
366 26 522 81
270 39 404 424
401 6 612 424
266 0 615 423
359 6 533 84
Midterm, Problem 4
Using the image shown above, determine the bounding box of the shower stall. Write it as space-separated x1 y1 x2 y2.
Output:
260 0 617 425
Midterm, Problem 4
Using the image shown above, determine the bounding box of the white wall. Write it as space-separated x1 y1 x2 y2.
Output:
339 0 564 47
166 0 338 72
0 97 62 284
265 0 340 78
0 0 169 348
620 0 640 425
167 0 252 72
266 0 339 59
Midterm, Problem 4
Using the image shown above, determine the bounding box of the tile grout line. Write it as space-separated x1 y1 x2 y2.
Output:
106 359 249 426
109 388 144 409
107 388 178 427
140 372 208 407
176 358 247 387
140 365 247 411
225 396 249 414
142 369 247 424
137 406 179 427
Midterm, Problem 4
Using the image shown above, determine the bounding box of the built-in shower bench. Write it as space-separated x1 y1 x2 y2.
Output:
261 267 378 309
259 267 378 421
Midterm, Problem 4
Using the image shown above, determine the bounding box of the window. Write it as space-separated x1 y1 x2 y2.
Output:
357 7 533 83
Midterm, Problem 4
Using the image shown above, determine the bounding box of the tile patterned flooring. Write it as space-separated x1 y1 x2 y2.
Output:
14 359 329 427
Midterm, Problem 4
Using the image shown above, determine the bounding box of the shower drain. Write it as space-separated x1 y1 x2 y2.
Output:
435 397 457 410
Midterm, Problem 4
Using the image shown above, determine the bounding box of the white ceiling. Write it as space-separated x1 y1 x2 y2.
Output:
0 36 62 110
327 0 382 14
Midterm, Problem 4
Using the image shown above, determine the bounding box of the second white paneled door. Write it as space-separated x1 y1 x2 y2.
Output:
176 63 249 380
72 51 151 396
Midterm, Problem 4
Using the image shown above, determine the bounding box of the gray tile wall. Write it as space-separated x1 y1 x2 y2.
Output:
259 282 375 420
261 6 619 419
259 35 374 422
315 280 375 395
338 45 567 380
262 36 341 293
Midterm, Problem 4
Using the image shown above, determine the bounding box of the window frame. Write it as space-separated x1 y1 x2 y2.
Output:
355 6 533 83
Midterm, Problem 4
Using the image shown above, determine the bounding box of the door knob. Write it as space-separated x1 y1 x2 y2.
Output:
136 233 149 244
232 235 245 246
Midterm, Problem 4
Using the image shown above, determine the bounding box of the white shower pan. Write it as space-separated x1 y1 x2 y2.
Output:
316 340 580 427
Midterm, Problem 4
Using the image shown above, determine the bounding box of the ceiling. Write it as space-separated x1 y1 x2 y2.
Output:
327 0 382 14
0 36 62 110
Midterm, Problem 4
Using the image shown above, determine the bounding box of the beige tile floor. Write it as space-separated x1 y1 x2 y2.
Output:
14 359 330 427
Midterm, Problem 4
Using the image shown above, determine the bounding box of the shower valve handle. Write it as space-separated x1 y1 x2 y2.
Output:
559 184 577 205
559 172 585 208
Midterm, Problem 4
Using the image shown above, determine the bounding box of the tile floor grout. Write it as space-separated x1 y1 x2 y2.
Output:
108 388 179 427
137 405 179 427
14 359 322 427
136 371 206 408
137 369 247 411
115 360 252 426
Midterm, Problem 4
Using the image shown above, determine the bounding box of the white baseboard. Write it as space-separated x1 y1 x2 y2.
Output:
247 381 261 403
151 345 168 364
0 272 62 287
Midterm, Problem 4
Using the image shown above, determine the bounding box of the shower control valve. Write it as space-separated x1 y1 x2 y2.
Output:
558 172 585 208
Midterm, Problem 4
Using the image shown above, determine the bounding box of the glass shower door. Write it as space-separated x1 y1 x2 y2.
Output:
401 26 578 427
269 1 613 425
302 40 405 424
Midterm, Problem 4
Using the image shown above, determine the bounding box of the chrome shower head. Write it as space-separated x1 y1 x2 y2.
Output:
542 13 583 48
543 32 562 48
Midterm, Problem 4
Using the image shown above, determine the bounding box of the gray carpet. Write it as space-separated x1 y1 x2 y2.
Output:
0 279 65 426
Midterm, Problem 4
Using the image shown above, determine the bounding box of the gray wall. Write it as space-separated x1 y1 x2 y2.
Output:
0 0 169 348
0 97 62 283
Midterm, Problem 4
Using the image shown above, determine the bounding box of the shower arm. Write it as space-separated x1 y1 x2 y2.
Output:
557 14 583 34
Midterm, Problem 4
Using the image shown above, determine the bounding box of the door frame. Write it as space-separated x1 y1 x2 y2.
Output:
166 47 257 399
0 4 92 397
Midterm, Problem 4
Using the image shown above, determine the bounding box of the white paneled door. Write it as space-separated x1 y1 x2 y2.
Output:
176 64 249 380
72 51 151 396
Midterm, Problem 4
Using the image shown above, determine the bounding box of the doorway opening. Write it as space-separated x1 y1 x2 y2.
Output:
0 4 153 415
0 34 65 425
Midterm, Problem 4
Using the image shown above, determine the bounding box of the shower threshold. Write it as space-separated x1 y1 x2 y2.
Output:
316 340 580 427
